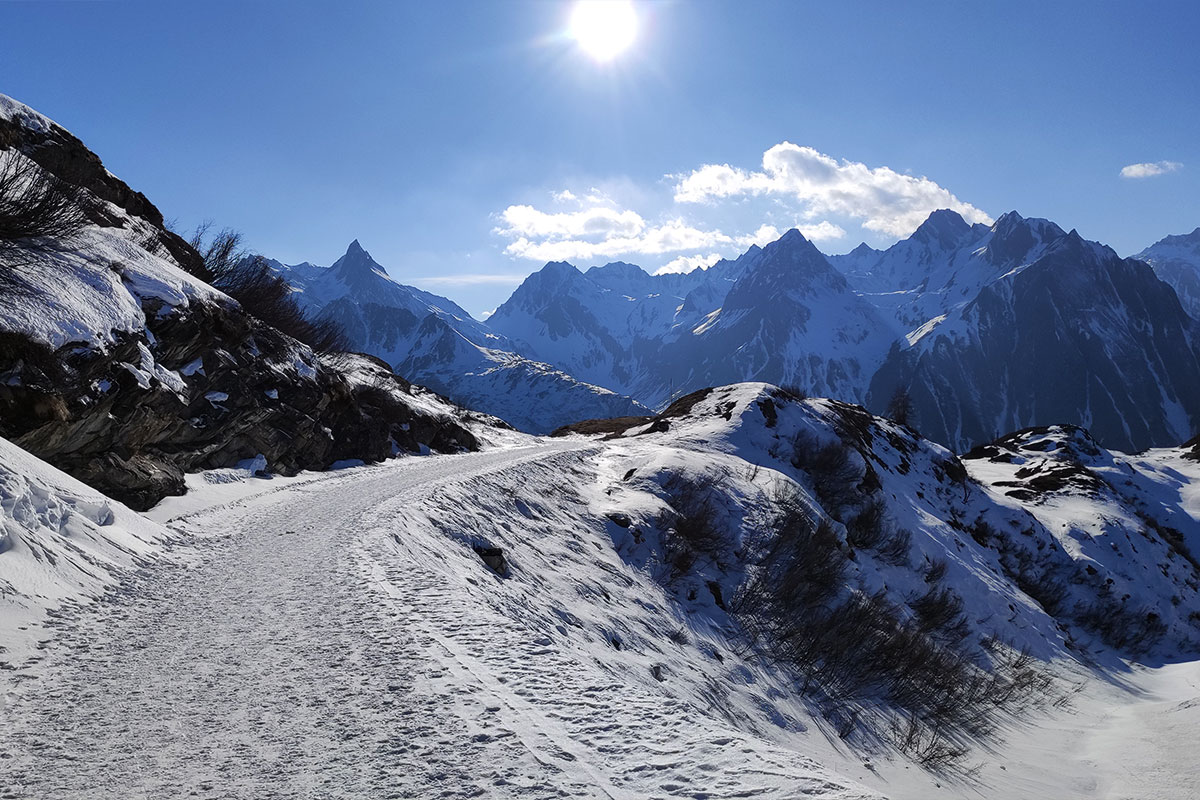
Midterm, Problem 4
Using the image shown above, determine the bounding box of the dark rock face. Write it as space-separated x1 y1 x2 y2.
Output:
0 297 482 510
869 234 1200 453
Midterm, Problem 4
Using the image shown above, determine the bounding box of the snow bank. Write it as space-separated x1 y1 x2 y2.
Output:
0 214 222 350
0 437 172 686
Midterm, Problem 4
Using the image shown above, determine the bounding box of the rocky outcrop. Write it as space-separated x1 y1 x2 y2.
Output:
0 295 485 510
0 92 494 510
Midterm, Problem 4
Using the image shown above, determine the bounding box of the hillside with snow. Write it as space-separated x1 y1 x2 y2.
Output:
4 85 1200 798
6 382 1200 797
867 222 1200 452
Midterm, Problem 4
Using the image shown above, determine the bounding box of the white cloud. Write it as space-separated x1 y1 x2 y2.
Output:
673 142 992 237
800 221 847 241
501 217 737 263
653 253 723 275
495 204 646 239
1120 160 1183 179
552 189 577 203
731 221 844 250
737 224 782 248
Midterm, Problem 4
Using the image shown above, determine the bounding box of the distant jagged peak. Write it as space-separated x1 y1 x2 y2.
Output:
1142 226 1200 253
763 227 834 265
726 226 847 300
522 260 586 290
586 260 648 279
910 208 975 248
980 210 1066 266
1039 225 1117 264
989 210 1065 240
748 227 826 268
331 239 387 275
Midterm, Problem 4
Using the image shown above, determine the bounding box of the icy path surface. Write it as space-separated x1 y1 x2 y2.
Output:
0 444 876 800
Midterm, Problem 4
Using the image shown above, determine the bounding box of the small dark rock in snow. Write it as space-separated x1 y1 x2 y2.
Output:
474 545 509 576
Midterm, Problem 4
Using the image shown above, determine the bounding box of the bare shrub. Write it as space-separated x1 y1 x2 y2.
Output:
1010 562 1069 618
0 151 89 248
923 558 949 584
845 496 887 550
188 226 350 353
773 384 807 402
791 430 862 511
910 585 970 646
1075 603 1167 653
731 483 1054 771
876 527 913 567
657 473 730 579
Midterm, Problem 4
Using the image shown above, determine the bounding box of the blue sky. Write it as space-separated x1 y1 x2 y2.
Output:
2 0 1197 315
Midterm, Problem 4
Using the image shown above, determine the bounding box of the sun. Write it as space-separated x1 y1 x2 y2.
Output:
569 0 638 63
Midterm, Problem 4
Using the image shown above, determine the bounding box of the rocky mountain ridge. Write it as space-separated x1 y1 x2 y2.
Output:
0 93 501 509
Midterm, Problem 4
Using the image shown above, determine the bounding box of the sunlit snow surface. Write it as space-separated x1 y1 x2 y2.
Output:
2 385 1200 797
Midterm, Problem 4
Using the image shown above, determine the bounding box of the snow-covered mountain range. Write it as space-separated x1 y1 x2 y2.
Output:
862 214 1200 453
263 243 649 433
6 87 1200 795
341 209 1197 453
7 380 1200 797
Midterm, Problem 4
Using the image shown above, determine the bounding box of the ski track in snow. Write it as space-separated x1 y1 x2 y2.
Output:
0 443 873 800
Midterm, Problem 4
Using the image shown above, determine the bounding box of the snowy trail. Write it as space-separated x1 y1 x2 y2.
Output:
1 444 590 799
0 443 876 800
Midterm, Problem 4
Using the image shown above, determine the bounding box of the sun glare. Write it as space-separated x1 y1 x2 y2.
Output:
569 0 638 63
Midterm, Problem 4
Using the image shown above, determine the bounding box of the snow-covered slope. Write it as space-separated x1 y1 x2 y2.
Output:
1137 226 1200 320
267 240 491 349
395 313 650 433
265 243 647 432
965 424 1200 656
487 254 749 396
629 231 895 407
592 383 1200 658
0 436 172 679
489 233 892 409
488 212 1200 454
6 382 1200 797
